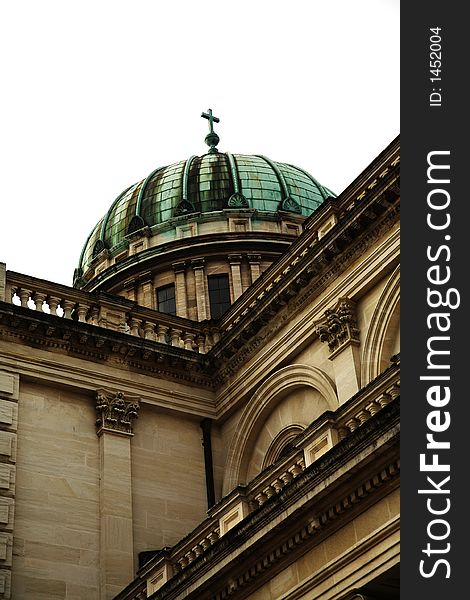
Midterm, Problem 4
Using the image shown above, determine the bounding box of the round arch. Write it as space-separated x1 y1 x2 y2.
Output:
361 265 400 386
222 364 338 495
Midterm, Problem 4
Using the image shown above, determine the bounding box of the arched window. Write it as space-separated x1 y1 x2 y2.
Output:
262 424 305 469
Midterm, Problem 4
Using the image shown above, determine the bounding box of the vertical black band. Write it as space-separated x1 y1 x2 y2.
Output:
201 418 216 509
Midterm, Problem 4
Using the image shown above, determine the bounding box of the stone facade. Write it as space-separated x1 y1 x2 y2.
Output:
0 137 400 599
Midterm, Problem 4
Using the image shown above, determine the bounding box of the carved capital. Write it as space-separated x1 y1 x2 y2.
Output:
315 297 360 354
172 261 187 274
191 258 205 270
95 390 140 436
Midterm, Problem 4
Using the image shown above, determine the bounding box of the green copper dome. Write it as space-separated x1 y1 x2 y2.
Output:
75 152 334 281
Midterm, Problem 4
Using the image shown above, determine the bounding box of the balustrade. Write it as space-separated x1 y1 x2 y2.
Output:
4 272 219 355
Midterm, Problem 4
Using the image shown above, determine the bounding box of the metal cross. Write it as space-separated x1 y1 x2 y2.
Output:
201 109 220 134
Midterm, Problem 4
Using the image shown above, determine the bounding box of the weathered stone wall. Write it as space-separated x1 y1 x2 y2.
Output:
12 382 100 599
131 406 208 554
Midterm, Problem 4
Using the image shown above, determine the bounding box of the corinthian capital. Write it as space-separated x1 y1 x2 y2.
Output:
95 390 140 436
315 297 360 354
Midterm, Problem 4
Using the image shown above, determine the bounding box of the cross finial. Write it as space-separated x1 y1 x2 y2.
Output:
201 108 220 153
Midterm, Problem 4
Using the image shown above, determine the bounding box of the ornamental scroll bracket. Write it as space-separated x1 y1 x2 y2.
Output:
95 390 140 437
315 297 360 357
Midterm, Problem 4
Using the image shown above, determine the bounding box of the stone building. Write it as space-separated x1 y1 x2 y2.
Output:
0 116 400 599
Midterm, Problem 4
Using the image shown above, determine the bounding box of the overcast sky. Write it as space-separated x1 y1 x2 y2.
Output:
0 0 399 286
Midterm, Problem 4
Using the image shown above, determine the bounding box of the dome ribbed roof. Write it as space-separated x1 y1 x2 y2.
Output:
76 152 334 277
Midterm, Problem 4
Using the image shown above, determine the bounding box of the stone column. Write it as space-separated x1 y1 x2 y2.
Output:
247 254 261 283
0 370 19 599
228 255 243 301
95 391 140 600
172 262 188 319
316 298 361 404
191 259 208 321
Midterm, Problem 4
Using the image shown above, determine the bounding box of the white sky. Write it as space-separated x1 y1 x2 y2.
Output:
0 0 399 287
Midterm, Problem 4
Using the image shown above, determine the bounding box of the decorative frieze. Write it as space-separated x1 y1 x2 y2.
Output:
316 298 360 355
95 390 140 436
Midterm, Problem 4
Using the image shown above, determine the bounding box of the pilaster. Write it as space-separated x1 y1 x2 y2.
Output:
96 390 140 600
316 298 361 404
191 259 208 321
173 262 188 319
247 255 261 283
228 255 243 301
138 272 155 310
0 370 18 600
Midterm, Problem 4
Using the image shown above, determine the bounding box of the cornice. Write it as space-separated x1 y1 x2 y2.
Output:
0 302 216 389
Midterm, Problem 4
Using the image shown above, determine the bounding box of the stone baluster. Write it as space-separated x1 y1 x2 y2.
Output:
288 462 303 478
272 478 284 493
8 286 18 304
254 492 267 506
183 332 196 351
279 471 293 486
177 556 188 570
89 306 100 326
365 400 380 416
18 288 31 308
61 299 75 319
156 324 169 345
48 296 61 316
33 291 47 312
192 544 203 558
76 303 90 323
129 317 142 337
207 529 219 545
263 485 275 499
388 383 400 400
196 335 206 354
200 538 211 551
376 392 391 409
356 410 369 425
142 321 156 341
170 329 182 347
345 418 359 433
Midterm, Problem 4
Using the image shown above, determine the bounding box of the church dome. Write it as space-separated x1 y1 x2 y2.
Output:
75 152 334 286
